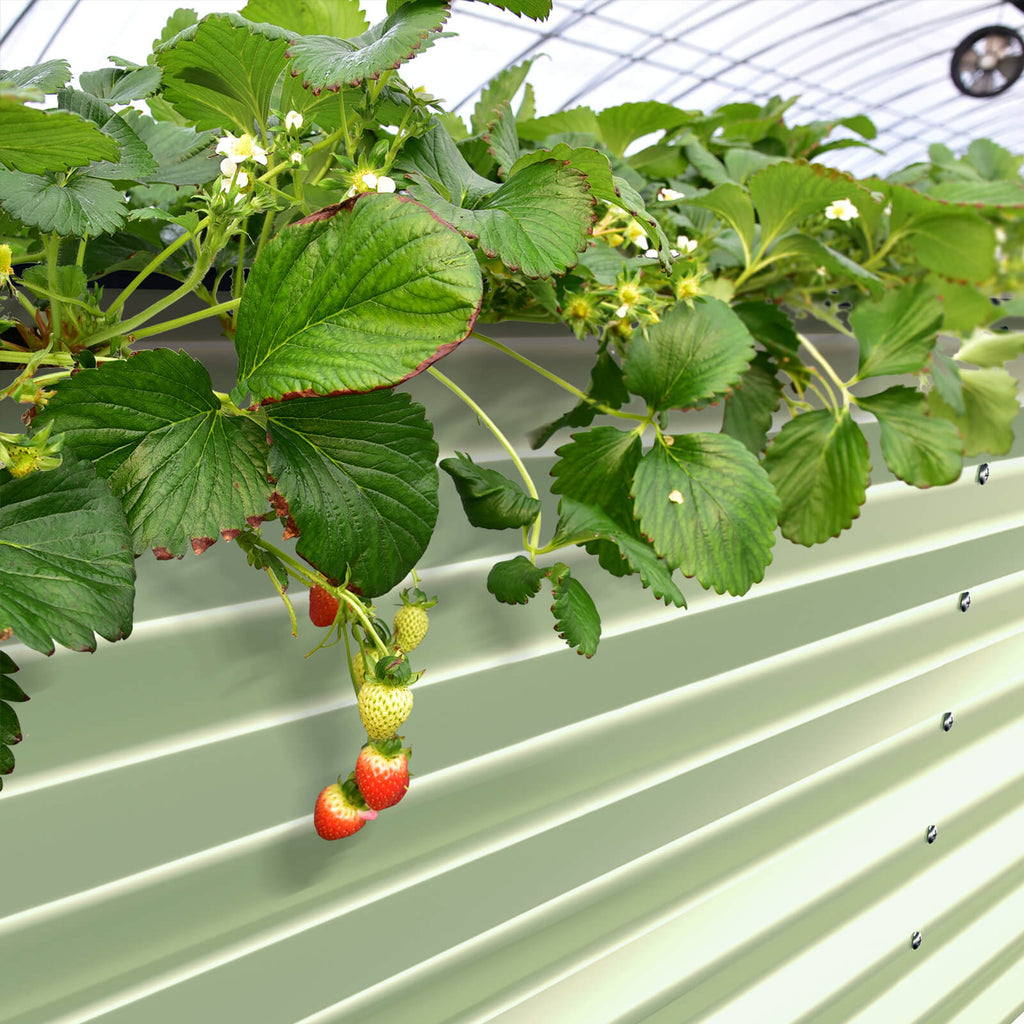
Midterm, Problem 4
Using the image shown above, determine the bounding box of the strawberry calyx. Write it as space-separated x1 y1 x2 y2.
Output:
339 772 377 820
400 586 437 610
372 653 412 686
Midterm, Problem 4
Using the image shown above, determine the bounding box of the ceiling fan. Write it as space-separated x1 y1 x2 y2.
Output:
950 4 1024 97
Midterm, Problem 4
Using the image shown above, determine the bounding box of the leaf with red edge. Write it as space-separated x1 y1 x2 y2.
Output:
233 193 482 404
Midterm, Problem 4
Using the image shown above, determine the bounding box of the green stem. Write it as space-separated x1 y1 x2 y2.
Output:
342 626 360 697
46 232 62 344
429 365 544 559
233 218 248 300
797 333 850 409
75 236 87 268
107 217 208 316
470 331 646 422
249 535 388 657
130 298 240 342
11 286 40 321
82 250 216 350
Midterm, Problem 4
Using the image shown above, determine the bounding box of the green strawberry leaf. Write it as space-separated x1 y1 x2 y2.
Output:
955 332 1024 368
0 454 135 656
397 119 497 207
0 702 20 745
928 180 1024 206
440 452 541 530
119 109 221 187
465 0 552 19
529 349 630 449
472 60 534 134
240 0 370 36
155 14 292 132
266 391 438 598
0 652 17 675
0 674 29 703
721 351 783 455
57 89 158 182
632 433 778 596
856 386 962 487
0 99 120 174
0 169 127 236
905 212 995 282
78 64 163 104
516 106 599 142
732 301 802 363
551 497 686 608
550 425 641 528
285 1 449 91
933 278 998 336
927 367 1020 457
749 161 867 247
35 350 271 557
547 563 600 657
764 408 870 545
0 60 72 93
406 157 595 278
623 297 756 411
482 101 520 177
0 743 13 777
930 351 965 416
688 182 755 259
487 555 546 604
767 233 883 296
234 194 482 403
594 101 695 158
851 282 942 380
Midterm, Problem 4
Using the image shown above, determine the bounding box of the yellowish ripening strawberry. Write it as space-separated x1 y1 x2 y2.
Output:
358 678 413 741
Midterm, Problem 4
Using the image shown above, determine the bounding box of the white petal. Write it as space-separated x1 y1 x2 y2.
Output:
376 175 396 193
220 158 236 176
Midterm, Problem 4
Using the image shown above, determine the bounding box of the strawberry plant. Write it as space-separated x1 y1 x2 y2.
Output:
0 0 1021 832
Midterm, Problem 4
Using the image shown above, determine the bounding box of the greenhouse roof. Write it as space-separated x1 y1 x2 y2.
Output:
2 0 1023 175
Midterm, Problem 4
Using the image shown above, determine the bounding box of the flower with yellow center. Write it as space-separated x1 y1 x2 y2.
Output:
0 244 13 288
215 132 268 166
675 273 702 302
657 187 684 202
290 151 303 165
284 110 303 132
623 219 648 249
824 198 858 222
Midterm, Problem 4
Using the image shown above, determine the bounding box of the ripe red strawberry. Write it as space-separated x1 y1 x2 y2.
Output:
309 584 340 627
355 739 411 810
313 773 377 840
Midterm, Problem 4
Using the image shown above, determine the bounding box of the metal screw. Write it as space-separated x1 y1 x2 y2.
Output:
977 463 990 485
926 825 938 844
959 592 972 613
911 931 923 950
942 711 955 732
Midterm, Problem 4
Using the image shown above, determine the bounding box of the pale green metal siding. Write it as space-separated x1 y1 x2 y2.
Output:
2 333 1022 1024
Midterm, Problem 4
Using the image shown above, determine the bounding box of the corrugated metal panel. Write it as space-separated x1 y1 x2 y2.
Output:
1 330 1023 1024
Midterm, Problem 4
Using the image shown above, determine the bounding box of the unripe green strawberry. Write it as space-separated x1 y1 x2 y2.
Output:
393 604 429 652
358 680 413 741
350 649 379 690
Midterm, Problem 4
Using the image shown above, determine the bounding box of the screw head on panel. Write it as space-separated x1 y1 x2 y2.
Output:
926 825 938 844
976 463 990 485
942 711 955 732
959 592 971 613
911 931 923 950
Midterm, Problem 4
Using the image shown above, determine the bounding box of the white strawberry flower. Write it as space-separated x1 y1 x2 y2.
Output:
354 170 379 192
219 170 249 191
284 110 303 132
615 303 631 318
290 150 303 165
623 219 648 249
824 198 859 222
215 132 268 166
676 234 698 254
657 187 684 201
